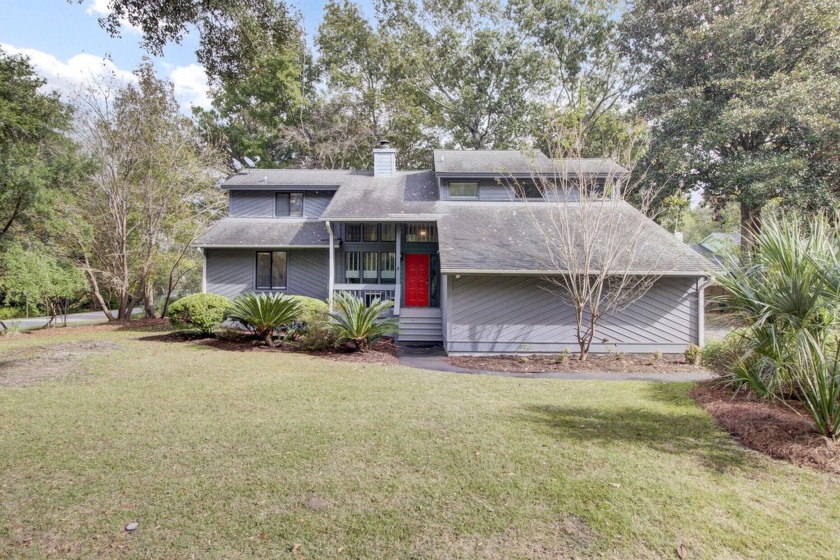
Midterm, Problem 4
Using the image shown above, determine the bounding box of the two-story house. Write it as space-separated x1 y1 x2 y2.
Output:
195 143 710 354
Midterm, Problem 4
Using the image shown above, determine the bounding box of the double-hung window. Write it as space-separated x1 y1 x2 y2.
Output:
275 192 303 217
256 251 287 290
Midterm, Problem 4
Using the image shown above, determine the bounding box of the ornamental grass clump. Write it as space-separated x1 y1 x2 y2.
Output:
716 212 840 440
227 292 301 347
328 292 399 352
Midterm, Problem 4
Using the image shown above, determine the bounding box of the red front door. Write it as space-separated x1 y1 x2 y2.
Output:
405 254 429 307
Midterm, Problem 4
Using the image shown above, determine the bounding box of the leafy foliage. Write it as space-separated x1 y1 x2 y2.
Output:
327 292 398 352
716 213 840 439
227 292 302 347
623 0 840 242
168 293 232 335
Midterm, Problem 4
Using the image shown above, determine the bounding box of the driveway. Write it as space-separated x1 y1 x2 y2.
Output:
4 310 116 331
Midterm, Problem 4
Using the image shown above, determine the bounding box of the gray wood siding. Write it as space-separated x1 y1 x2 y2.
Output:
287 250 329 299
445 275 699 354
230 190 273 217
229 190 334 218
304 192 332 218
440 180 580 202
206 248 329 300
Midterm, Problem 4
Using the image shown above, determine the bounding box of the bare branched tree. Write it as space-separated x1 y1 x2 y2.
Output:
70 64 227 321
513 122 668 360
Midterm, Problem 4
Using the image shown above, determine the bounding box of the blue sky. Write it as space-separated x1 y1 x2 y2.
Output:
0 0 373 112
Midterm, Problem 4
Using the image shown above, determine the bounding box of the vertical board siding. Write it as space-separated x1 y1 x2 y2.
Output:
446 275 699 353
230 191 274 217
206 248 329 301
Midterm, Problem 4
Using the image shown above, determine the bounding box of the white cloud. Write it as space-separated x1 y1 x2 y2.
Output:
169 63 211 110
0 44 136 100
85 0 111 16
2 44 211 114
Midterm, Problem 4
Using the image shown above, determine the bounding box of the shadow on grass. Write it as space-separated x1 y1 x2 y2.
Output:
516 390 759 474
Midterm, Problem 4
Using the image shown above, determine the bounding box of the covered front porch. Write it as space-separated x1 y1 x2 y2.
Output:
325 220 443 342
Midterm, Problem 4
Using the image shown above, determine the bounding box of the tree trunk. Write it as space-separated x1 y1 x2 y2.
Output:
81 257 115 322
143 279 155 318
739 200 762 262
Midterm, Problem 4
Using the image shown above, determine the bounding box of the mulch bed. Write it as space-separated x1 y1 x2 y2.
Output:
691 381 840 475
142 330 400 366
449 353 709 374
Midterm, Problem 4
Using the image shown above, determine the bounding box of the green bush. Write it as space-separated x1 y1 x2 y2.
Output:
168 293 232 334
298 322 338 351
290 296 329 326
701 333 747 374
227 292 301 347
684 343 702 365
328 292 399 352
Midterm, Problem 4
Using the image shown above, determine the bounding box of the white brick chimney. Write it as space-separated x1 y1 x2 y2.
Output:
373 139 397 177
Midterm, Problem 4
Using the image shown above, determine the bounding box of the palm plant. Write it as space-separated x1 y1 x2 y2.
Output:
227 292 301 347
716 212 840 439
328 292 399 352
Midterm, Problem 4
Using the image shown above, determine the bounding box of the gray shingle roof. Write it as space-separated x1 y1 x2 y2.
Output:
433 150 628 176
223 169 371 188
319 170 439 220
195 218 332 248
436 202 711 275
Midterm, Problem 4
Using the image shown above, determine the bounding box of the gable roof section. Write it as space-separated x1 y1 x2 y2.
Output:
433 150 629 177
436 202 711 275
195 218 332 248
319 170 439 220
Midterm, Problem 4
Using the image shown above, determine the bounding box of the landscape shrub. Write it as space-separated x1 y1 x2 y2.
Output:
168 293 231 334
327 292 398 352
684 343 702 365
298 321 338 351
227 292 301 347
290 296 329 327
702 332 747 374
716 212 840 440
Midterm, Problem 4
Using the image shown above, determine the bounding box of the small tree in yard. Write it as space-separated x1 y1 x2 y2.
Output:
518 123 665 361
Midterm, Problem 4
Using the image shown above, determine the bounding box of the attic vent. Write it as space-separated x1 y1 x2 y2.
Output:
373 140 397 177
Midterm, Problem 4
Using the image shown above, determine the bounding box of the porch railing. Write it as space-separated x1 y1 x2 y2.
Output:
331 283 401 314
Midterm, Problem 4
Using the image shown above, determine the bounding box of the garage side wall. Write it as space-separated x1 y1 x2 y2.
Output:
205 249 329 301
445 275 700 354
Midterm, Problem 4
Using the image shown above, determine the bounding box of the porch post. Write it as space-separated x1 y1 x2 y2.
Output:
394 223 402 315
327 221 335 312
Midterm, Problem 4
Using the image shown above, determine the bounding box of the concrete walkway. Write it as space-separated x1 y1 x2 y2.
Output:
4 310 116 331
396 345 716 382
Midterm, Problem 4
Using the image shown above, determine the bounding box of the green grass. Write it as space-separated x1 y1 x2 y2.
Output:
1 327 839 559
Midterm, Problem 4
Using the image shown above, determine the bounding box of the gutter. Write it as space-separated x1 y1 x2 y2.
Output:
192 244 331 249
441 269 712 277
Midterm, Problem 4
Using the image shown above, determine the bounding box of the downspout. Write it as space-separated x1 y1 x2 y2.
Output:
697 276 714 347
200 248 207 293
326 221 335 312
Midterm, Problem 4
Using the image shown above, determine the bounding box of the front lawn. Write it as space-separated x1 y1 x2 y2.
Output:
1 325 839 558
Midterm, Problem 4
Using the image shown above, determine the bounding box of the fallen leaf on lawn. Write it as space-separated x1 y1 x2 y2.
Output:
677 543 688 559
608 483 621 488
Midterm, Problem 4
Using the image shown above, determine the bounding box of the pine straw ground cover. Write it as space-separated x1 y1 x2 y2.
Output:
449 353 708 374
2 325 840 559
692 381 840 475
